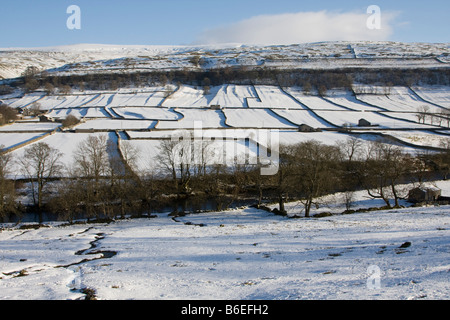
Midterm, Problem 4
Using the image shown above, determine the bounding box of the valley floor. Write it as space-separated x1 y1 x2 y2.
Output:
0 192 449 300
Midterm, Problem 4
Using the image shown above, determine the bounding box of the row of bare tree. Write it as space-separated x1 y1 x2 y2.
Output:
0 136 137 223
1 134 450 223
13 63 450 95
274 137 450 217
416 106 450 127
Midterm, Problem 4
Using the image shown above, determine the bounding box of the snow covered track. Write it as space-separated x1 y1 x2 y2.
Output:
0 225 116 300
0 204 449 300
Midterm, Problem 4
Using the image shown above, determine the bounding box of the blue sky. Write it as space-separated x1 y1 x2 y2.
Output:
0 0 448 47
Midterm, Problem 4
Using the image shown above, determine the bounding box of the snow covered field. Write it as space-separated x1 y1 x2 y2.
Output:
1 84 449 179
113 107 180 121
6 132 118 179
0 121 61 132
272 109 333 128
248 86 305 109
163 85 252 109
47 107 111 119
378 130 450 149
223 109 298 128
314 110 435 129
286 91 346 111
75 119 157 131
36 94 100 111
356 87 443 113
324 91 382 112
413 86 450 109
0 132 48 150
0 183 449 300
156 109 227 129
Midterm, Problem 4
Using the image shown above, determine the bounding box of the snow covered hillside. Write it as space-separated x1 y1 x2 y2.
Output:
1 40 449 301
0 41 448 79
0 182 449 300
1 82 450 177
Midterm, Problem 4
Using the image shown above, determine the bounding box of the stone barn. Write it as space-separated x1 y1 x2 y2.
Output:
408 186 441 203
358 118 372 127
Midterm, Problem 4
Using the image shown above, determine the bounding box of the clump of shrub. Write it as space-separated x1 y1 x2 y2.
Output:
0 103 17 126
62 114 80 128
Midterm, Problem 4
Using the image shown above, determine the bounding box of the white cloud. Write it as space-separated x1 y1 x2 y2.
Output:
195 10 398 45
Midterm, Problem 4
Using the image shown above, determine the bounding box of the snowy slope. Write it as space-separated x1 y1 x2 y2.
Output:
223 109 298 128
113 107 180 120
6 132 116 179
356 87 444 113
272 109 332 128
1 84 449 177
248 86 305 109
0 185 449 300
412 86 450 109
156 109 228 129
1 41 449 80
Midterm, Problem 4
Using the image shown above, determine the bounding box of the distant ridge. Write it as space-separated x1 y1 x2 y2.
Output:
1 41 448 80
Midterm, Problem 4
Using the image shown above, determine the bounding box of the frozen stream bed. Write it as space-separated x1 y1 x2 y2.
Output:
0 201 449 300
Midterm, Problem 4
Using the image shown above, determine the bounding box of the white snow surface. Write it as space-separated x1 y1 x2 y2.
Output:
223 109 298 128
0 183 449 300
0 121 61 132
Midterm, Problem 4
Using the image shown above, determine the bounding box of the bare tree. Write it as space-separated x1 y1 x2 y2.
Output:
27 103 42 117
107 140 142 219
435 139 450 180
272 144 296 215
157 139 179 192
157 138 192 195
417 105 431 124
22 66 40 93
410 152 433 186
358 141 408 208
22 66 40 78
337 136 364 212
0 103 18 125
48 173 83 224
19 142 63 223
357 148 391 208
134 167 159 217
302 81 312 95
192 138 214 178
338 136 363 163
267 141 342 217
59 85 72 95
119 141 139 175
74 135 110 219
189 55 201 67
203 77 211 95
441 110 450 128
44 82 55 95
292 140 342 217
0 148 19 221
74 135 110 184
317 84 328 97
